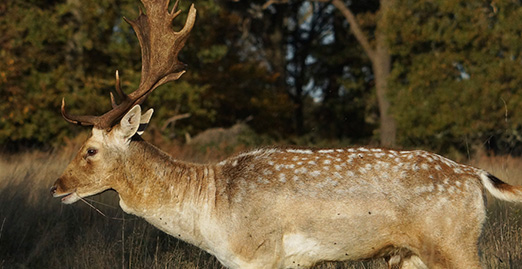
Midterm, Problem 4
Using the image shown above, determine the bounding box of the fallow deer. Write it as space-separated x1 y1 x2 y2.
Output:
51 0 522 268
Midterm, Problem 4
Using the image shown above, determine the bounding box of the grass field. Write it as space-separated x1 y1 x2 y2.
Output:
0 143 521 268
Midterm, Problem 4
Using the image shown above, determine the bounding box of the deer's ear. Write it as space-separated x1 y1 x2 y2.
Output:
137 108 154 136
115 105 142 141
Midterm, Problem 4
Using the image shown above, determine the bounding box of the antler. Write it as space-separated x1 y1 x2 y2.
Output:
61 0 197 129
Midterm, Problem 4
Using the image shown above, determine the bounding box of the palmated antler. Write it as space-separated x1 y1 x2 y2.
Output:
62 0 197 129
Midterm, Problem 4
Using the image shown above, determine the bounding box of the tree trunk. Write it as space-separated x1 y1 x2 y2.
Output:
330 0 397 147
372 42 396 147
373 0 396 147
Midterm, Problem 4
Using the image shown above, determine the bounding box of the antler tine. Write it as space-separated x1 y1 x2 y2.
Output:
60 1 197 129
171 0 182 18
61 99 97 126
110 92 118 109
111 70 128 108
127 1 196 93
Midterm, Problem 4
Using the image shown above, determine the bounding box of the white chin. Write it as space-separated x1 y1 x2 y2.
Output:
61 192 81 204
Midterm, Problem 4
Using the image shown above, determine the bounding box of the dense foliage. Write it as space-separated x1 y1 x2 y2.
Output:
386 0 522 154
1 0 521 155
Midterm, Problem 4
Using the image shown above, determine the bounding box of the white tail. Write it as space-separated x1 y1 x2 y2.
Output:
479 172 522 203
50 0 522 268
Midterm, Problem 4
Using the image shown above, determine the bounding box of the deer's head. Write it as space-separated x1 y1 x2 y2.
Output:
51 106 153 203
51 0 196 204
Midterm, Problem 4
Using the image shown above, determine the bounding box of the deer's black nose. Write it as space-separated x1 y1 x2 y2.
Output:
50 185 57 196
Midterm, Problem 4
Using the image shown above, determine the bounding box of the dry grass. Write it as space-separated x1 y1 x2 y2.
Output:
0 146 521 268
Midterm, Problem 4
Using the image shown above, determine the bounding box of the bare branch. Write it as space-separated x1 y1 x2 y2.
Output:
161 113 191 132
262 0 289 9
327 0 375 60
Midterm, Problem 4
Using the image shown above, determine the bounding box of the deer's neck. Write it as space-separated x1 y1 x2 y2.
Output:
113 140 219 247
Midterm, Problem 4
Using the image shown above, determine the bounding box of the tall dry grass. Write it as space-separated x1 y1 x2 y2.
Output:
0 145 521 268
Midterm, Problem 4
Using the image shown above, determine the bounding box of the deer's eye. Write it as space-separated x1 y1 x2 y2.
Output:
86 148 98 157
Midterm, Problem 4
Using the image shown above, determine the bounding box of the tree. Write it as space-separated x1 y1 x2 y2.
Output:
386 0 522 154
328 0 397 146
260 0 397 146
181 0 294 137
0 0 287 148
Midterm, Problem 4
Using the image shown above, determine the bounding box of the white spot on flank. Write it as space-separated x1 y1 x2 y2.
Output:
308 161 317 165
415 185 434 194
279 173 286 183
358 147 370 152
374 153 386 158
427 184 435 192
437 184 445 192
379 161 390 169
448 186 455 194
310 170 321 177
295 167 308 174
263 169 273 176
257 177 270 184
319 149 334 153
371 148 383 152
247 181 257 189
442 158 458 167
287 149 313 154
323 160 331 165
411 164 419 171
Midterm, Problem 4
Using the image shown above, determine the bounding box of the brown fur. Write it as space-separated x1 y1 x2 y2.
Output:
52 124 522 268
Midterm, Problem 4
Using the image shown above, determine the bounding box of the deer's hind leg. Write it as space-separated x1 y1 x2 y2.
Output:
413 236 482 269
386 254 427 269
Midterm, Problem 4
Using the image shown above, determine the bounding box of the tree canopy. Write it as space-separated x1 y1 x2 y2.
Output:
1 0 521 155
386 0 522 154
